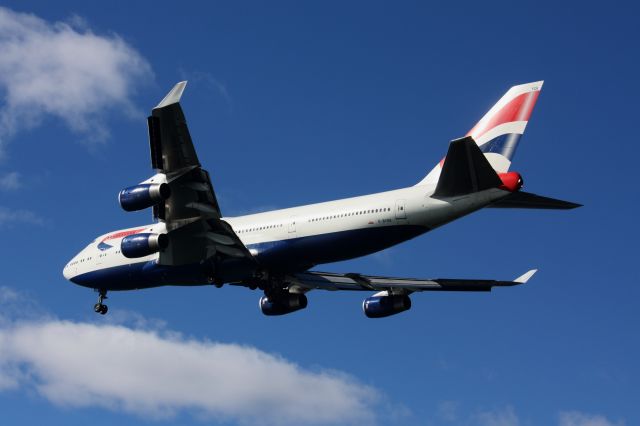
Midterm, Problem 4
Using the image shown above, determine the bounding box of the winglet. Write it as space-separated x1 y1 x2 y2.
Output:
155 81 188 109
514 269 537 284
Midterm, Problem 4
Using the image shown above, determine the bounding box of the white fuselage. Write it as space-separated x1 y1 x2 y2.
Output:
63 184 508 288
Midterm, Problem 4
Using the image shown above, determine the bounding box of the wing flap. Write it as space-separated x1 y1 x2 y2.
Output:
159 217 254 266
147 116 163 170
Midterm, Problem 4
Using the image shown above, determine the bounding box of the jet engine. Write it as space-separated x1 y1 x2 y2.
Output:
121 233 168 258
119 183 171 212
259 293 308 316
362 294 411 318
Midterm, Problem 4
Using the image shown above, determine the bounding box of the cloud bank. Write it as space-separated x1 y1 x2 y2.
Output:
0 206 43 227
0 7 151 151
0 289 378 425
476 406 520 426
0 171 20 190
559 411 624 426
434 401 623 426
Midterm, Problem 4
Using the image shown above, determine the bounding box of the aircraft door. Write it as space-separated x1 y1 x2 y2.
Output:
395 199 407 220
288 217 297 236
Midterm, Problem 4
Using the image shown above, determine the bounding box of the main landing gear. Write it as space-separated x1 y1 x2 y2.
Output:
94 289 108 315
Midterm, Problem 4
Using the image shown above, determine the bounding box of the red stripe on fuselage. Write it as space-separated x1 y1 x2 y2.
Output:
467 91 540 140
102 228 146 242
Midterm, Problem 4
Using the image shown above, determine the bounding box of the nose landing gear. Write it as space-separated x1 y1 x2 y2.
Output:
94 289 108 315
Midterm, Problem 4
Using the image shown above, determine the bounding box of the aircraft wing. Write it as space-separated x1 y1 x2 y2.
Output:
287 269 537 293
148 82 254 266
148 81 221 222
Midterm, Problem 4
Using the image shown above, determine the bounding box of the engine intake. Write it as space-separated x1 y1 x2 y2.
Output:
362 294 411 318
121 233 168 258
260 293 308 316
119 183 171 212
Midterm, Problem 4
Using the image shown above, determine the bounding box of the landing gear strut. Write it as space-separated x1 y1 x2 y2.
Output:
94 289 108 315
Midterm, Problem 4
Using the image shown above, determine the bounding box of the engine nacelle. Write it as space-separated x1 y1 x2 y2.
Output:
259 293 308 316
362 294 411 318
121 233 168 258
119 183 171 212
498 172 523 192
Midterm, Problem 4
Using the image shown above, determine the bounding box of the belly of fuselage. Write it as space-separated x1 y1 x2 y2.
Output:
251 224 429 271
70 260 210 291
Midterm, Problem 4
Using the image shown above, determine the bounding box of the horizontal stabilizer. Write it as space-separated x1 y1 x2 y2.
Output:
433 136 503 197
490 191 582 209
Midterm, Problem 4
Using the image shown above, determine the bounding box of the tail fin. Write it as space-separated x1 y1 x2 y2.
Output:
417 81 543 186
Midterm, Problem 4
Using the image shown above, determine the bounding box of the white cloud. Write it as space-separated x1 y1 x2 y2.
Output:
558 411 624 426
0 7 151 151
0 291 379 425
431 404 625 426
0 171 20 189
436 400 459 422
0 206 43 226
476 406 520 426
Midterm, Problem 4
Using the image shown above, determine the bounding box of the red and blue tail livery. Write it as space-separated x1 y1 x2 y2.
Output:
418 81 543 185
63 80 578 318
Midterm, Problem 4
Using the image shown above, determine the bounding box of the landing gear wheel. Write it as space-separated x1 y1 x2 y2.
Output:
94 289 109 315
94 303 108 315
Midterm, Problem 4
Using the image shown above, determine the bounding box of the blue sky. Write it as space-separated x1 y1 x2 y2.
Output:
0 1 637 425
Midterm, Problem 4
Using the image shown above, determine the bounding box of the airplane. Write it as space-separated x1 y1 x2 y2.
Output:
63 80 580 317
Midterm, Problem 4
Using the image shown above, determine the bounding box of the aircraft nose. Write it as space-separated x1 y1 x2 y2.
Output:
62 264 71 281
62 258 77 283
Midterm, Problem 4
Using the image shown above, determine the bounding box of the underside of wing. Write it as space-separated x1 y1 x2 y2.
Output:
288 269 537 293
277 269 536 318
148 81 200 172
146 82 255 270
